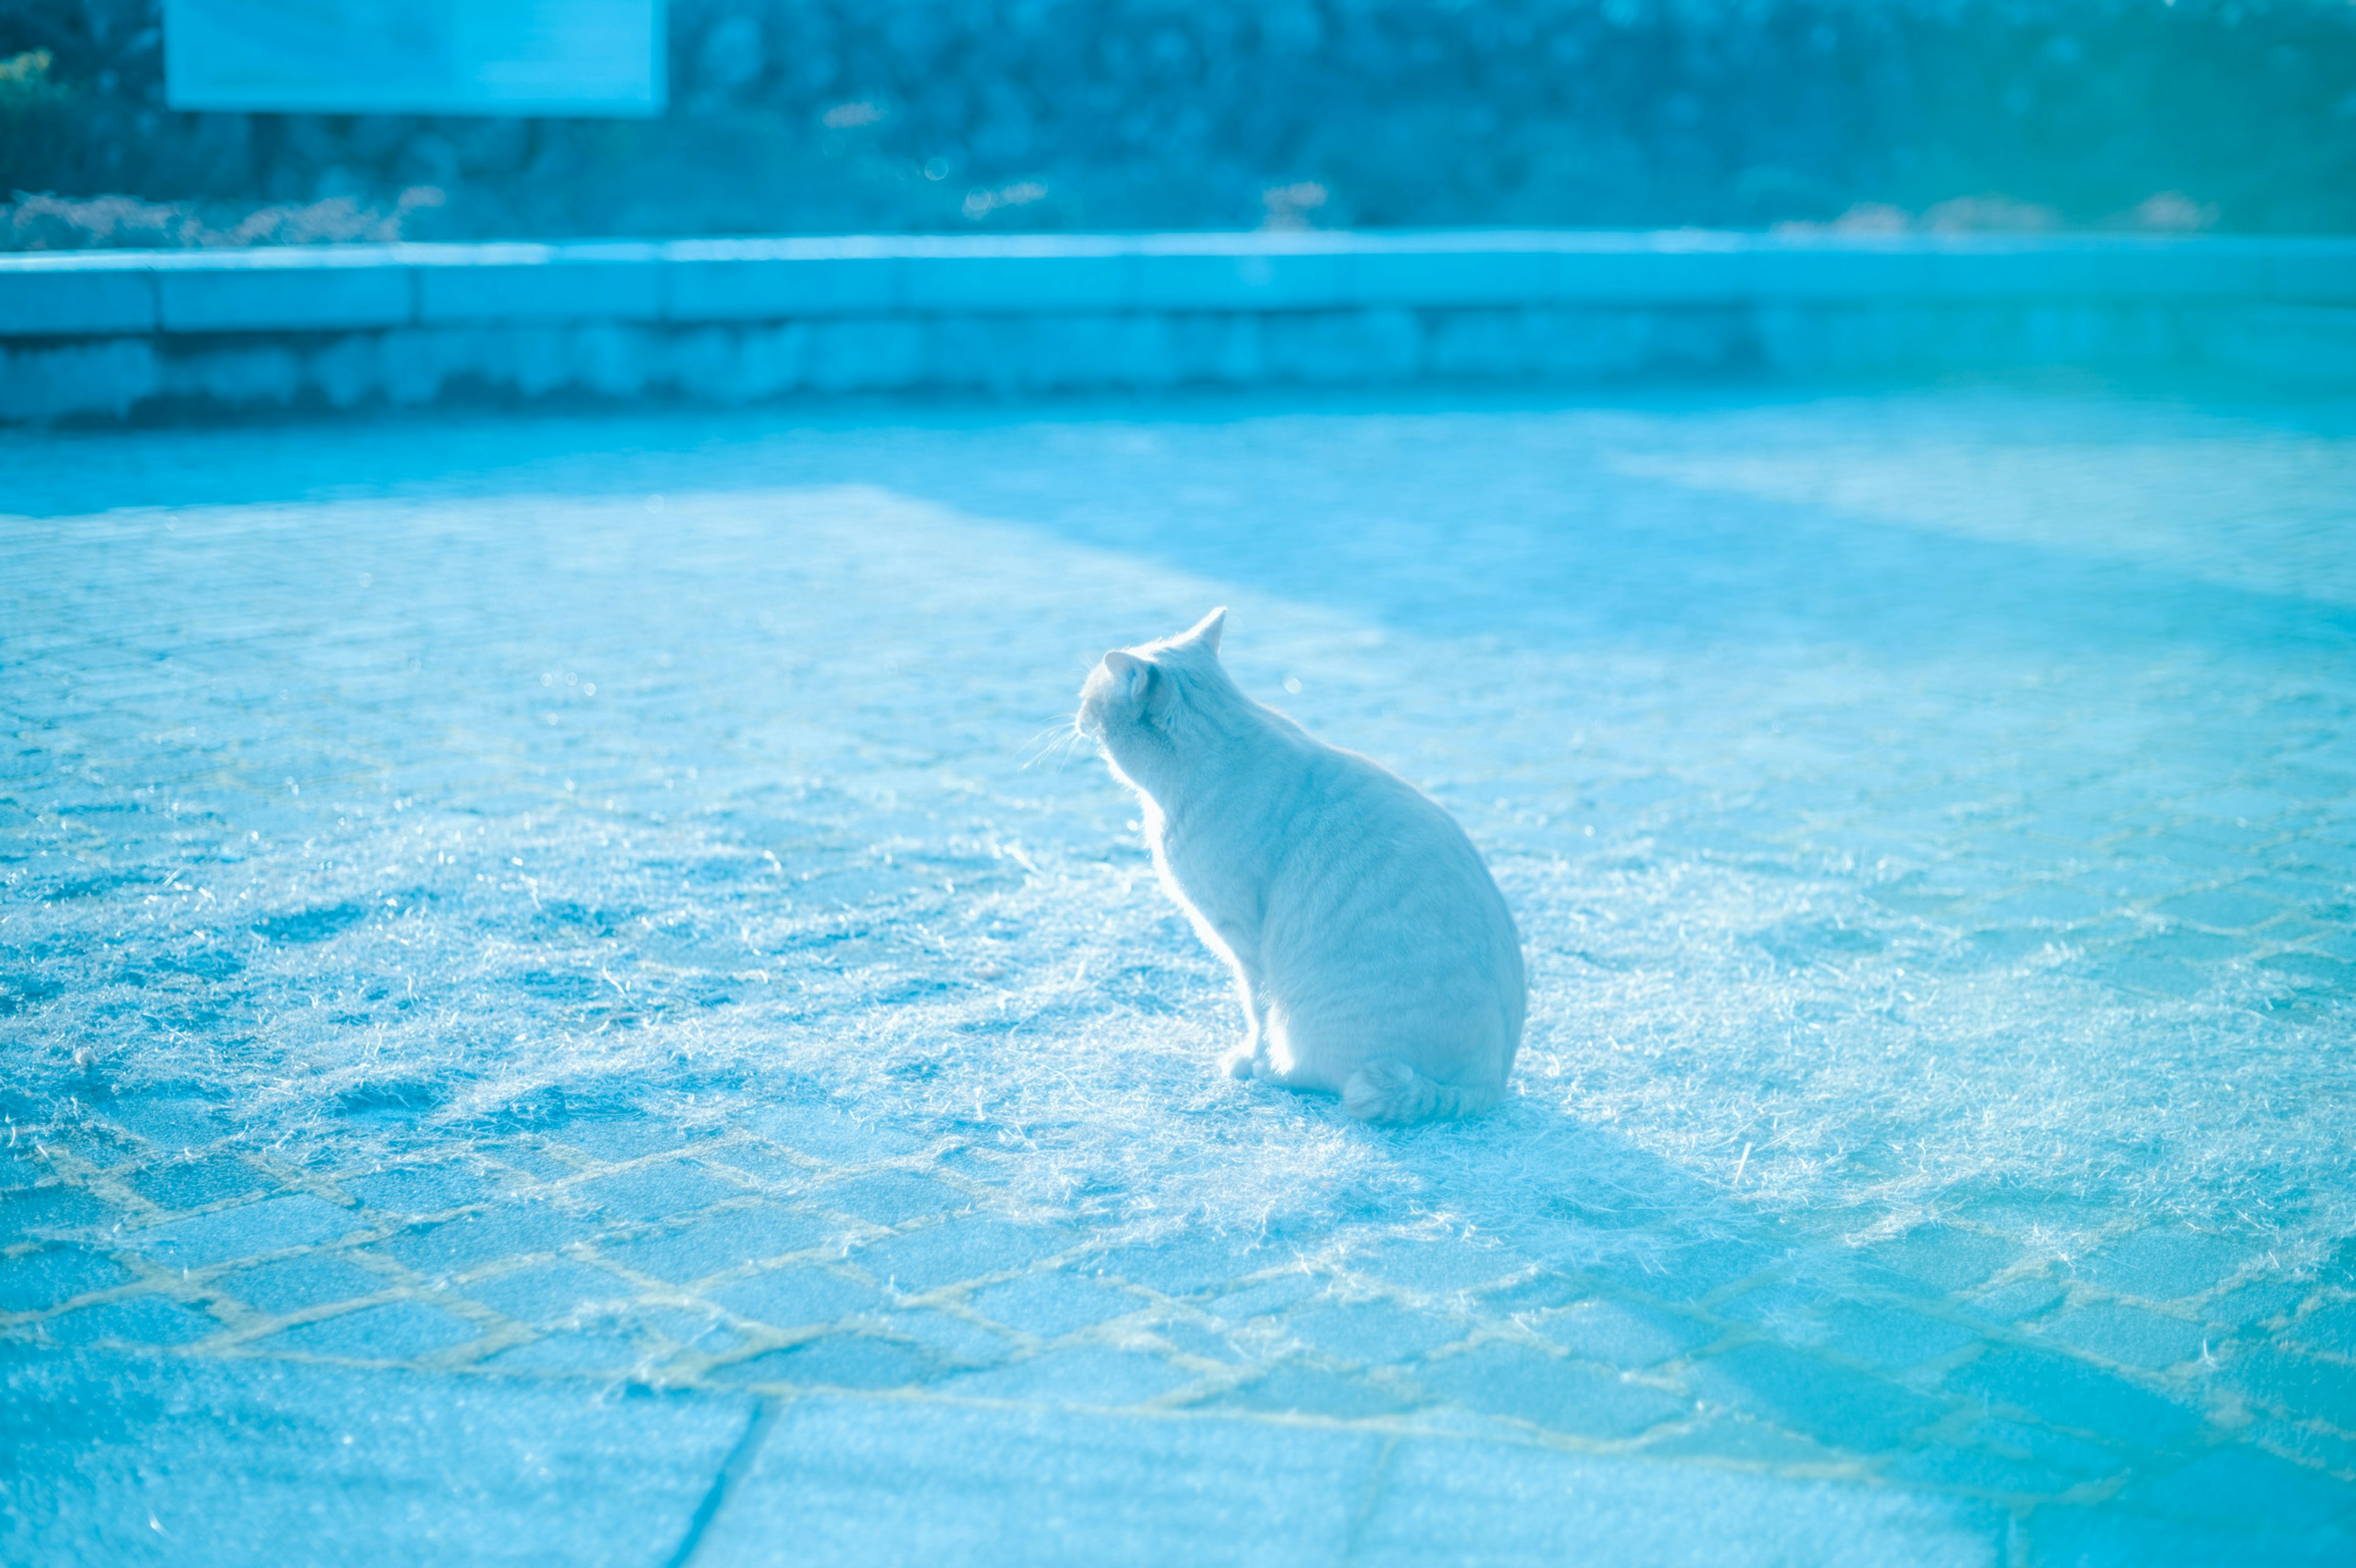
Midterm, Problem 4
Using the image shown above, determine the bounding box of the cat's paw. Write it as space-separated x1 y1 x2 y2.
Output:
1218 1044 1259 1080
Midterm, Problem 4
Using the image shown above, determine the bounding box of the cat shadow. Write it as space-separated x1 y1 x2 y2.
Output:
1348 1093 1827 1299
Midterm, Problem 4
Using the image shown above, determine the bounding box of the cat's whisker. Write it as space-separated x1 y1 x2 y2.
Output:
1017 722 1068 760
1018 721 1090 771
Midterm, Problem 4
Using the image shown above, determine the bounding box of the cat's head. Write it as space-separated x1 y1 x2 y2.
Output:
1076 608 1230 774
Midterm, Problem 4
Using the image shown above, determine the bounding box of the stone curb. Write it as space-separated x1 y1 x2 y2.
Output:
2 230 2351 419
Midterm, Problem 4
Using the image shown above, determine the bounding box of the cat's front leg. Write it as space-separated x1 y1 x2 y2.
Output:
1218 970 1268 1079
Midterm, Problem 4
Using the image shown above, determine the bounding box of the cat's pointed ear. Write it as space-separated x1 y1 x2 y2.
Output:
1183 607 1226 654
1103 650 1150 702
1104 650 1170 717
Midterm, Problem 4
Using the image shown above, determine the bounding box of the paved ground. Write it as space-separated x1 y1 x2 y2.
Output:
3 388 2354 1564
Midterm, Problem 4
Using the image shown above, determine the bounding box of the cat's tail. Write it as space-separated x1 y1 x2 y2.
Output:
1342 1059 1500 1125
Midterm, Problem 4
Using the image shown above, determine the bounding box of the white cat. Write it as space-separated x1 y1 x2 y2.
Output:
1077 609 1525 1123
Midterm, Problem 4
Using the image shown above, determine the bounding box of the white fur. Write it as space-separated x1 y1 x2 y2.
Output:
1077 609 1526 1124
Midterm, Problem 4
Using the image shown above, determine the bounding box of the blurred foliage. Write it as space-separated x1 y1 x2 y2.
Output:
2 47 74 190
2 1 2353 245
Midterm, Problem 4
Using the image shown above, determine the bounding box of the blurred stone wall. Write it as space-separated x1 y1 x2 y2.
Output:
3 1 2354 245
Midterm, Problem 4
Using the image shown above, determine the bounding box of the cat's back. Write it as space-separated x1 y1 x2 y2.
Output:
1287 724 1496 885
1249 728 1524 1093
1266 726 1523 988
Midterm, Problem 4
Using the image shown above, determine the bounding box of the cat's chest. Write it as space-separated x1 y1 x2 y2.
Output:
1147 805 1263 922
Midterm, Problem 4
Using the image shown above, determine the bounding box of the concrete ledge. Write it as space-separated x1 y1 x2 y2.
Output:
149 248 414 334
410 242 668 326
2269 242 2356 305
0 256 158 335
663 239 903 321
10 231 2351 337
3 230 2351 420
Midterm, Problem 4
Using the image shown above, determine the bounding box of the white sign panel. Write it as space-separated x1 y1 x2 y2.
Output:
164 0 666 117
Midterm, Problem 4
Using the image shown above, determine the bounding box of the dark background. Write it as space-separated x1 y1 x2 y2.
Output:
4 0 2354 247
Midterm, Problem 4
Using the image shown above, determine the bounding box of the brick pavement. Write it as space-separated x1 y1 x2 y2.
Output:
3 392 2354 1564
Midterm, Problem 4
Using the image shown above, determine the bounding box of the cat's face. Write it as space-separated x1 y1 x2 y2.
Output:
1076 609 1227 767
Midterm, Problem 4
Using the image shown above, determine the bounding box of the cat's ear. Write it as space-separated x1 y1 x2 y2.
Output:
1103 650 1151 704
1182 607 1226 654
1105 650 1171 718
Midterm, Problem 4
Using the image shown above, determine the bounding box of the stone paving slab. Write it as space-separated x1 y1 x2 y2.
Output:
0 1347 747 1566
700 1396 2008 1567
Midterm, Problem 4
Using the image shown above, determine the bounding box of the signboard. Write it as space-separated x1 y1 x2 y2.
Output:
163 0 666 117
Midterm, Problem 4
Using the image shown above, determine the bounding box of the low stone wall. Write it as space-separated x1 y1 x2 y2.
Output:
3 231 2352 420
